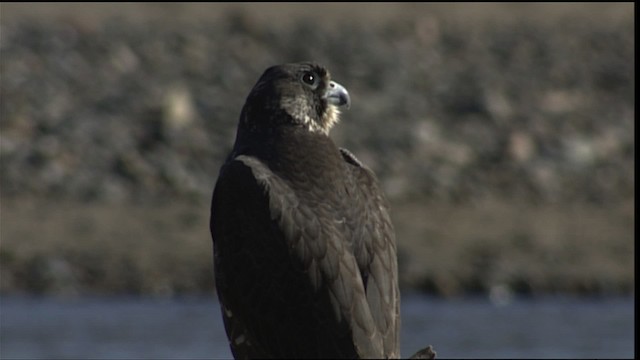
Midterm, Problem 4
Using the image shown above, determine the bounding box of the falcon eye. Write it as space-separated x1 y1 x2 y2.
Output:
301 72 318 88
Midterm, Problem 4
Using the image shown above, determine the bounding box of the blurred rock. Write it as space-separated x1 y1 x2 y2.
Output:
1 6 634 298
0 11 633 205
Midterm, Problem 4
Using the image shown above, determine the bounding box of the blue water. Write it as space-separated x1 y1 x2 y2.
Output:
0 294 634 359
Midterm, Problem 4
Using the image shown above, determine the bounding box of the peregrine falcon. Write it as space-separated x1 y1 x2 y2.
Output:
210 62 400 358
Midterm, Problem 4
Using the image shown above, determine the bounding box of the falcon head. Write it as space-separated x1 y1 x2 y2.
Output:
241 62 351 135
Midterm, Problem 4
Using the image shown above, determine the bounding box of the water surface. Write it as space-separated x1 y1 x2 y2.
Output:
0 294 633 359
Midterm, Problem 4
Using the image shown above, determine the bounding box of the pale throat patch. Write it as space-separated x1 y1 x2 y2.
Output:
280 97 341 135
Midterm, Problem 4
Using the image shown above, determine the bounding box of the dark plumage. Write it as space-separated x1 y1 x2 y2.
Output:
210 62 400 359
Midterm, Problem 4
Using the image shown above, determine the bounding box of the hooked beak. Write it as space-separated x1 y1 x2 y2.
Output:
324 81 351 109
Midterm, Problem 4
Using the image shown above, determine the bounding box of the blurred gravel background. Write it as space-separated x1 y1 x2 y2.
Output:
0 3 634 297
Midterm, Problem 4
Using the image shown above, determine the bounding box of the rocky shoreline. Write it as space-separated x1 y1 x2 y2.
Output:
0 197 633 298
0 4 634 297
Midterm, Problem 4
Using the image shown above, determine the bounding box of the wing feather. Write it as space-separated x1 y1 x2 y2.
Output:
212 154 388 358
340 148 401 358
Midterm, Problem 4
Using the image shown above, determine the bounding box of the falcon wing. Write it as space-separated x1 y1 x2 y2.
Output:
341 148 401 358
211 155 384 358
